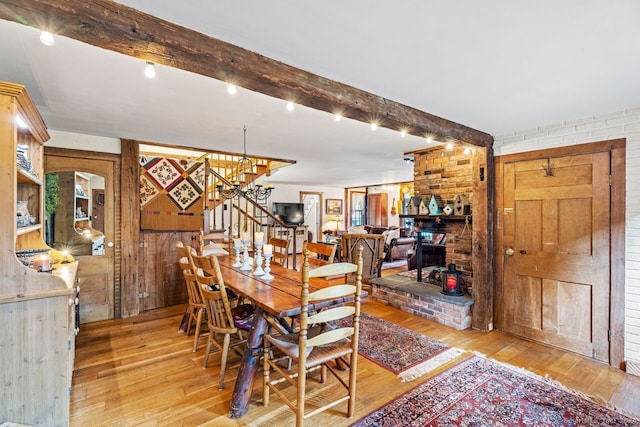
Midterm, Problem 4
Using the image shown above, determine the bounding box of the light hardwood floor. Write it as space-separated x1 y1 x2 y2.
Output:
71 268 640 426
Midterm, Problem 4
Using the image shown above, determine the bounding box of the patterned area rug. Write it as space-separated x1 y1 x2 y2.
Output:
340 312 463 382
398 269 418 278
350 355 640 426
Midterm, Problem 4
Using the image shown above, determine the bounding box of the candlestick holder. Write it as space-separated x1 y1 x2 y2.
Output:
252 241 265 276
232 244 243 267
262 253 274 279
240 238 252 271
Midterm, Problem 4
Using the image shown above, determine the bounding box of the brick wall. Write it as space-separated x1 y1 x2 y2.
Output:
494 106 640 374
413 146 474 289
372 285 472 330
413 146 474 202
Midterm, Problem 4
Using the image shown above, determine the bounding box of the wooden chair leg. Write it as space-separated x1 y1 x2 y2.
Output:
218 333 230 390
192 308 204 352
347 353 357 417
262 337 270 406
185 306 194 336
203 335 214 369
297 360 306 427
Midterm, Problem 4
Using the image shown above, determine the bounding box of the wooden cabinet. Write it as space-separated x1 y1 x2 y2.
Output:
0 82 78 426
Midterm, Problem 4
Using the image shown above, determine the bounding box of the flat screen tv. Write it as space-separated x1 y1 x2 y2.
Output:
272 202 304 225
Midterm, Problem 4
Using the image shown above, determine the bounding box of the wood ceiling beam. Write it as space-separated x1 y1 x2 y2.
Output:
0 0 493 147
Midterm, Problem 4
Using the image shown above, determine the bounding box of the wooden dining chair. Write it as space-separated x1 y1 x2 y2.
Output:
302 240 337 266
269 236 291 268
193 253 254 390
262 246 363 427
176 242 207 352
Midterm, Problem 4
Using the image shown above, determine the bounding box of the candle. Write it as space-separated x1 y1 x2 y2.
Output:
233 238 242 249
263 244 273 255
33 255 52 272
447 276 457 291
255 232 264 243
242 232 250 241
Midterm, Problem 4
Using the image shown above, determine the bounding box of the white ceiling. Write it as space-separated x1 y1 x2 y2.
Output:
1 1 639 187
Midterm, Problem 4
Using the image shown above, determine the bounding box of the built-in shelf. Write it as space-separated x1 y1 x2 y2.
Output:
16 223 42 235
17 168 42 185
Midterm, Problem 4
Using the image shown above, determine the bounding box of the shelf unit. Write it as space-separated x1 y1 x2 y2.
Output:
74 172 90 221
1 81 78 426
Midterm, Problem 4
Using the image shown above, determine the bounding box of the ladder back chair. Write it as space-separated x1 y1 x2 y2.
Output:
302 240 337 266
193 253 254 390
176 242 207 352
269 236 291 268
262 246 363 427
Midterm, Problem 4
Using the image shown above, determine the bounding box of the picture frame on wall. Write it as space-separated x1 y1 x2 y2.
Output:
326 198 343 215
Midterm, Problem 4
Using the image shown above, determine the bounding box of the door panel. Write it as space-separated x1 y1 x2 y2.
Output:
45 155 116 323
502 152 610 362
140 231 196 312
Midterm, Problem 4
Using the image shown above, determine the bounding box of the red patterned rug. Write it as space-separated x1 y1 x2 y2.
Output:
342 312 463 381
350 355 640 426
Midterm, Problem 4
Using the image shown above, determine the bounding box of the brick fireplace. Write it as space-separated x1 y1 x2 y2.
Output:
413 145 474 291
371 145 476 330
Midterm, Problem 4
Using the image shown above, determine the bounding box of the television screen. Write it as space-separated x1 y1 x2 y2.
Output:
272 202 304 225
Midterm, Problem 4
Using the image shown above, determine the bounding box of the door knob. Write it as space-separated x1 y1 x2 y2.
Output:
505 248 514 256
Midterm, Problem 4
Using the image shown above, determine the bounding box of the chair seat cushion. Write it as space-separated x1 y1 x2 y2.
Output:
232 304 255 330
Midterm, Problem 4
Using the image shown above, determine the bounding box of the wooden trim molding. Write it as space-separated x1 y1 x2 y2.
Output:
120 139 141 318
471 146 494 331
0 81 49 142
0 0 492 147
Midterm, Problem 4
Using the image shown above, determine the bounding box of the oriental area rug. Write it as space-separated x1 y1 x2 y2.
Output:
350 355 640 427
341 312 463 382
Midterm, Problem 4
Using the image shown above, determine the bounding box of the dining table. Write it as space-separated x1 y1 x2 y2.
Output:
211 253 362 419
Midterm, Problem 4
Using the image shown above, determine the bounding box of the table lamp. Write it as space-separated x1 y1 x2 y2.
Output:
332 215 343 234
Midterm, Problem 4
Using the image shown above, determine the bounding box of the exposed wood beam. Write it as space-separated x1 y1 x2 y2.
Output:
0 0 493 147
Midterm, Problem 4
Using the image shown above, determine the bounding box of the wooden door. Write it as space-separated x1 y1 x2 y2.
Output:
500 152 610 362
45 154 116 323
367 193 388 226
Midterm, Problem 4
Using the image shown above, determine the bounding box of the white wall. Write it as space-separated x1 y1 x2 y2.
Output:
494 106 640 370
267 183 344 234
46 130 121 153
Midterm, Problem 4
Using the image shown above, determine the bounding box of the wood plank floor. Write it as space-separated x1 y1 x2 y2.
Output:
71 267 640 426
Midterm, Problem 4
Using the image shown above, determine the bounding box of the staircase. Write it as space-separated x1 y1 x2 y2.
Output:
139 146 303 267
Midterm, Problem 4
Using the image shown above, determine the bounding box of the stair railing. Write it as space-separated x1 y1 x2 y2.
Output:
207 168 303 269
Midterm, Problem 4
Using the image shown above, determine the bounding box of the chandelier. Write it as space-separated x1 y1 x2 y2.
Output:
215 126 274 201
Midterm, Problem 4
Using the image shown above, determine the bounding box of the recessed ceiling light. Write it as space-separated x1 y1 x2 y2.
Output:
426 137 433 144
464 147 472 154
144 62 156 78
446 142 454 150
370 123 378 131
286 101 294 111
39 31 54 46
400 130 407 137
334 114 342 122
227 84 237 95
